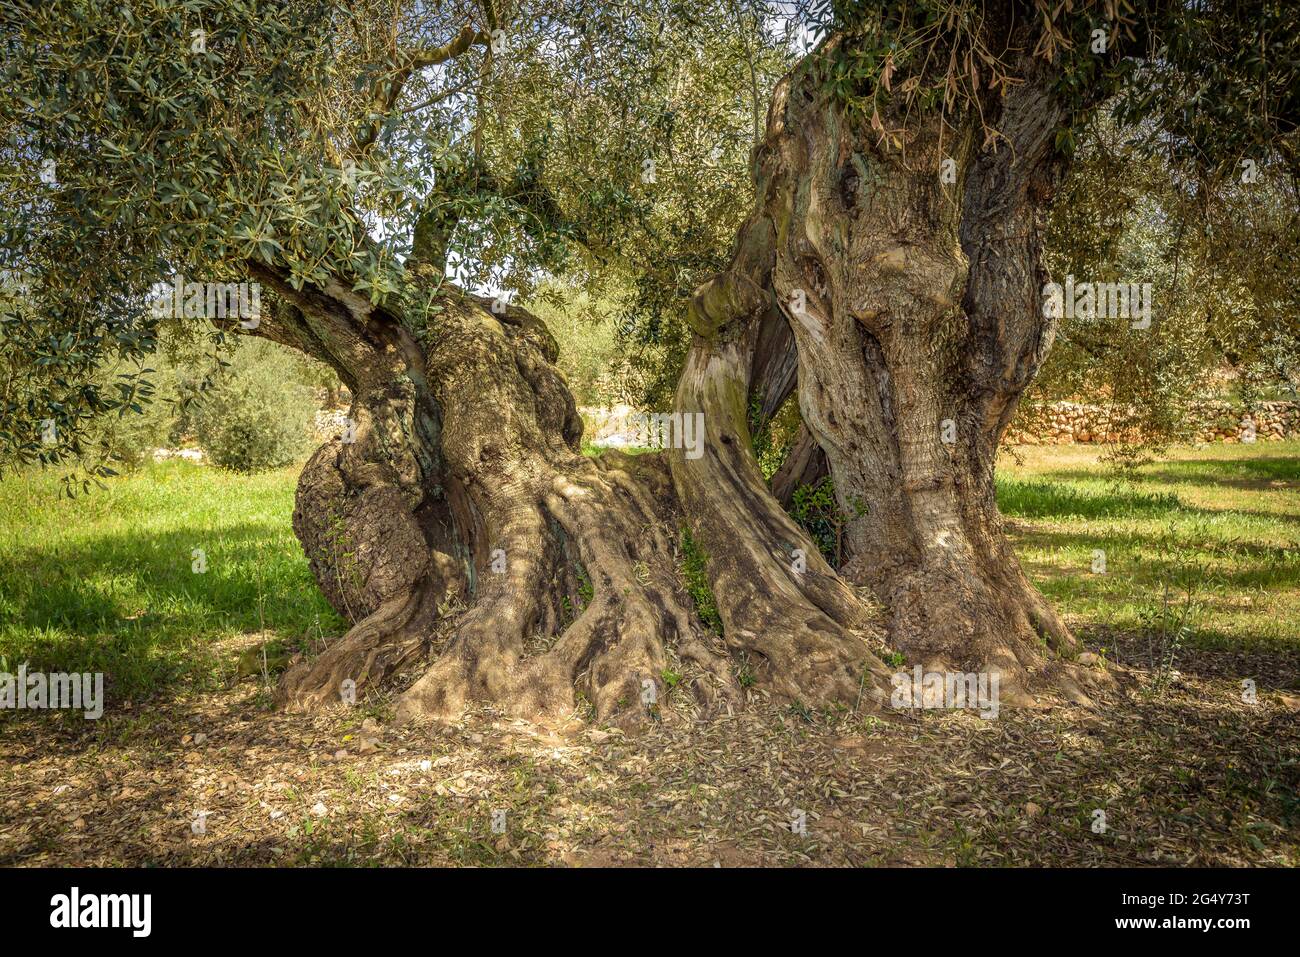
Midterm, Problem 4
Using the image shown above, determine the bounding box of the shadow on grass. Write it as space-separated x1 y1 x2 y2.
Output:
1039 453 1300 491
0 523 343 701
1012 525 1300 589
998 471 1300 528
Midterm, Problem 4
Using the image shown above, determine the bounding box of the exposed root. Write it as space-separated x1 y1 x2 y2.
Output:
671 297 895 712
395 454 738 726
276 585 438 710
278 430 462 710
871 546 1114 708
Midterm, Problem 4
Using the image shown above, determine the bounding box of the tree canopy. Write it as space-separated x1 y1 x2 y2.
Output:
2 0 1297 479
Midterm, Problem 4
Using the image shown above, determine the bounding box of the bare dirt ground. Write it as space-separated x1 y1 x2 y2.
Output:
2 636 1297 867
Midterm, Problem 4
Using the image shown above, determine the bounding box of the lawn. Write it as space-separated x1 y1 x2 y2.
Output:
997 441 1300 657
1 442 1296 703
0 461 345 702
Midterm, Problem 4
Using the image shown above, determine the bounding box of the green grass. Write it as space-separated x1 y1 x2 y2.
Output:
1 441 1295 706
678 526 723 636
997 440 1300 653
0 460 345 701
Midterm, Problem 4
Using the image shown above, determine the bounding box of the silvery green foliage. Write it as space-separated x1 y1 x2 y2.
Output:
0 0 786 480
0 0 365 486
1035 109 1300 451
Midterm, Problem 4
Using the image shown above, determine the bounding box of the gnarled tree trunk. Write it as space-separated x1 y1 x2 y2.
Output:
673 39 1105 706
256 27 1108 723
249 263 737 725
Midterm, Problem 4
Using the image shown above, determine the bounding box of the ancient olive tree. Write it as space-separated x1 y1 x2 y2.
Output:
2 0 784 722
2 0 1295 721
668 0 1297 707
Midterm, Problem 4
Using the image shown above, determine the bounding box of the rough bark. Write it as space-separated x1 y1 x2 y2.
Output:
393 291 736 724
669 219 894 710
672 36 1107 705
247 264 464 709
249 261 736 724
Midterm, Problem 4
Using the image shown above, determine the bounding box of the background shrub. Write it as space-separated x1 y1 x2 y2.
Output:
191 339 317 472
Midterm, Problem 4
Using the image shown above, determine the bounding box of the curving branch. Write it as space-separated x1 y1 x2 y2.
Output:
351 23 490 157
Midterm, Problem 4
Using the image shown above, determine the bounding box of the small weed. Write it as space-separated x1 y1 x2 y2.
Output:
679 527 723 635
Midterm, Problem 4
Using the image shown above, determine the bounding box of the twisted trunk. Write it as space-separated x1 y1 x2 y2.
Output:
256 28 1108 721
672 283 893 707
246 265 461 708
249 264 736 724
393 293 737 724
672 40 1105 705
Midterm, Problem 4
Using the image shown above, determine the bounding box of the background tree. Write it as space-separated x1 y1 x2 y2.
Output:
1023 106 1300 456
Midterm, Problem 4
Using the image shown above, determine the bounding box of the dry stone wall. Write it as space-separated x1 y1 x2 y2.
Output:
1006 400 1300 445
